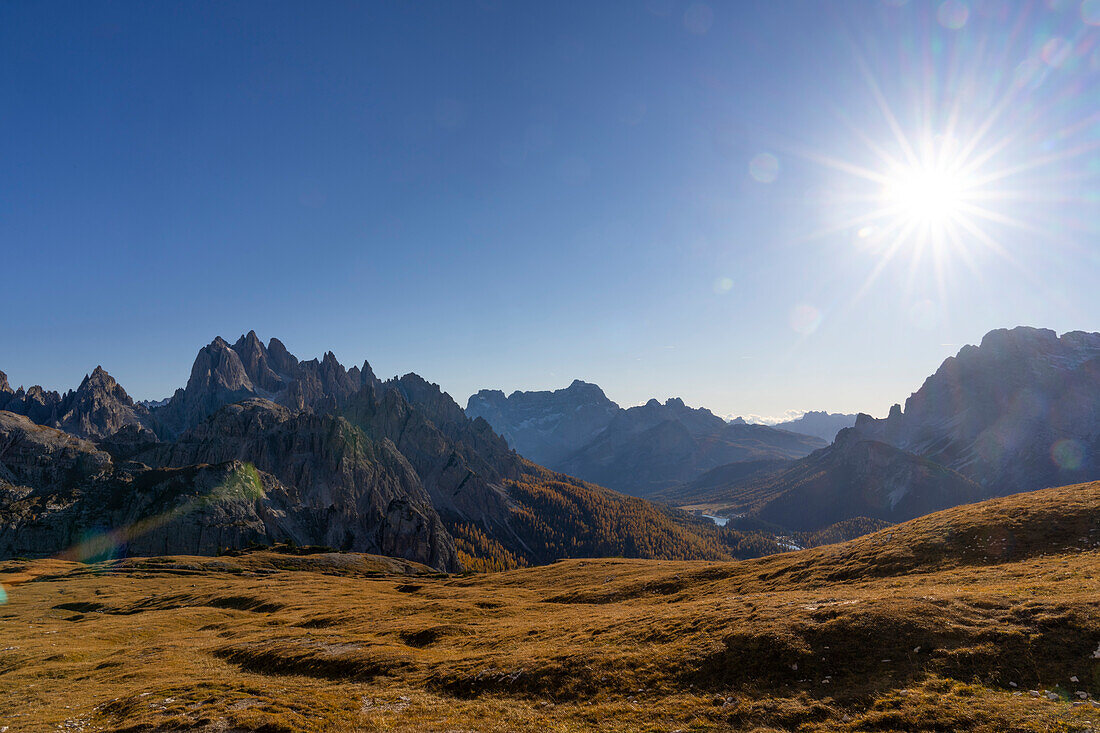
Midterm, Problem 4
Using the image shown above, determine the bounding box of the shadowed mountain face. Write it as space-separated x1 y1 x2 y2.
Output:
698 429 985 532
666 327 1100 533
0 406 458 569
467 388 824 496
2 334 768 571
852 327 1100 495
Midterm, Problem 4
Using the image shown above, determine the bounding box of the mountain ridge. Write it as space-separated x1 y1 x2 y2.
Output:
1 333 791 572
467 384 825 495
665 326 1100 533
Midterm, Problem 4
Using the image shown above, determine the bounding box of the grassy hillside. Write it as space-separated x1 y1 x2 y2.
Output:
2 481 1099 732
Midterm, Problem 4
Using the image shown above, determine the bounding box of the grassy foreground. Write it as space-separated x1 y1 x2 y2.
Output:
2 482 1100 732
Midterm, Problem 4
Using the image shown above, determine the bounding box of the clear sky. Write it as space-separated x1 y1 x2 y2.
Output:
3 1 1099 420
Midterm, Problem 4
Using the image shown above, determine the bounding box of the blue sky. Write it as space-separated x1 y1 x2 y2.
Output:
3 1 1099 419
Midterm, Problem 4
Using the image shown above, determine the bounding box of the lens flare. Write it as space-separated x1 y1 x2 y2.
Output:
59 464 265 564
749 153 780 183
1051 438 1085 470
789 303 822 335
937 0 969 29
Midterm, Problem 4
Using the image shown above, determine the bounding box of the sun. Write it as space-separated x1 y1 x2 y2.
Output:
881 163 974 229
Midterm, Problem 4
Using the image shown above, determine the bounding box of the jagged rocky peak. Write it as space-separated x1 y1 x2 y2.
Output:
621 396 727 437
230 330 288 393
0 370 10 395
393 373 464 422
265 336 299 375
188 336 255 395
152 332 385 437
55 365 150 440
77 366 136 406
0 364 149 441
558 379 612 400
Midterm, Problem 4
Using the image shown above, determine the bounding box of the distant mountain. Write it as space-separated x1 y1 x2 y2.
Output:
469 384 825 496
466 380 619 466
559 398 824 496
770 411 857 442
853 326 1100 495
666 327 1100 533
1 333 764 571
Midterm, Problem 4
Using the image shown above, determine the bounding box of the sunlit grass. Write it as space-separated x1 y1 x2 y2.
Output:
2 481 1099 732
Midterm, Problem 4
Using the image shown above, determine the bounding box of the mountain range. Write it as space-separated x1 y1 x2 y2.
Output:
466 382 825 495
762 410 857 442
0 333 786 571
665 327 1100 532
3 325 1098 570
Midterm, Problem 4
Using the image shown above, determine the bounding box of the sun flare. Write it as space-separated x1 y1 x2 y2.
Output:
881 164 974 229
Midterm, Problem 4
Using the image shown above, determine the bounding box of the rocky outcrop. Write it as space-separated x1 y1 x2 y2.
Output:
150 337 263 438
0 383 63 429
343 383 516 530
0 460 284 560
55 367 151 439
852 327 1100 494
0 411 112 489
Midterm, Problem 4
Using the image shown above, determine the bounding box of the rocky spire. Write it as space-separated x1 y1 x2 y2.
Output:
230 330 286 393
266 337 299 375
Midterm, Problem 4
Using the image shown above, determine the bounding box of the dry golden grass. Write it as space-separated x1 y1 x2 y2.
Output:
2 482 1100 732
